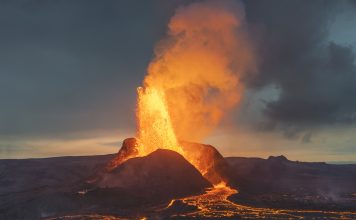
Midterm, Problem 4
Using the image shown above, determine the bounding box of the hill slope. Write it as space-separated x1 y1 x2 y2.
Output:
226 156 356 210
0 150 210 219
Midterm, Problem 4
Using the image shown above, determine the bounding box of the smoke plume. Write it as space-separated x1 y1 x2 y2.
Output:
141 0 256 142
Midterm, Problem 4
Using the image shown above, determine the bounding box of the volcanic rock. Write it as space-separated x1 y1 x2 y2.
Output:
0 154 115 220
1 153 356 219
105 138 139 170
226 156 356 211
96 149 211 199
107 137 231 185
267 155 288 162
179 141 231 185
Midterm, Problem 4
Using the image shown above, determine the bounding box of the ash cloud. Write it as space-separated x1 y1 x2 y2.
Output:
142 0 255 142
0 0 356 144
243 0 356 130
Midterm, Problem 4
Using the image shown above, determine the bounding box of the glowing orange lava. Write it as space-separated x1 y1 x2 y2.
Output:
131 0 255 185
136 87 183 157
135 86 213 182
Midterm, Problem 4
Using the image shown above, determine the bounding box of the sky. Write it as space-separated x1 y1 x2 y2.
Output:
0 0 356 162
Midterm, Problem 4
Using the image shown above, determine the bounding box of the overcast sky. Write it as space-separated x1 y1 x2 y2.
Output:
1 0 356 162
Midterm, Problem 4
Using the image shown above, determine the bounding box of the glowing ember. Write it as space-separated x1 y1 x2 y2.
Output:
136 87 183 156
135 86 223 183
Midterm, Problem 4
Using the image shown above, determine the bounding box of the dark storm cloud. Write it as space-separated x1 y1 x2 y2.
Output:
1 0 356 141
0 0 191 138
243 0 356 128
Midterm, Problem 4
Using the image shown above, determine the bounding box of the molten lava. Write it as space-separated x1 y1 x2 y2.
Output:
136 87 183 156
109 0 255 185
135 86 221 182
132 0 255 184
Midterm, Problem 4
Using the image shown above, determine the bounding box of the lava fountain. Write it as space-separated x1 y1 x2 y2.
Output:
136 87 183 156
110 0 256 185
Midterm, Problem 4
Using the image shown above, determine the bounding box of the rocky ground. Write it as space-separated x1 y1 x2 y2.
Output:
226 155 356 212
0 143 355 219
0 150 210 219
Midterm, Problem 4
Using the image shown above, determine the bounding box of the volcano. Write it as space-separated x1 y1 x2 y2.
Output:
105 138 231 185
95 148 211 199
87 137 231 206
1 140 356 219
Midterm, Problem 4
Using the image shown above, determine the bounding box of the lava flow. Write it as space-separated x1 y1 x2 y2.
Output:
161 185 356 219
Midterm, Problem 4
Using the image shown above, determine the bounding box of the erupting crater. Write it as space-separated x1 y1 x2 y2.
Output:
102 0 256 189
106 137 231 186
93 0 253 211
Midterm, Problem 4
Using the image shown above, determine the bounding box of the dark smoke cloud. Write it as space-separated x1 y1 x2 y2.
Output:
242 0 356 130
0 0 355 142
